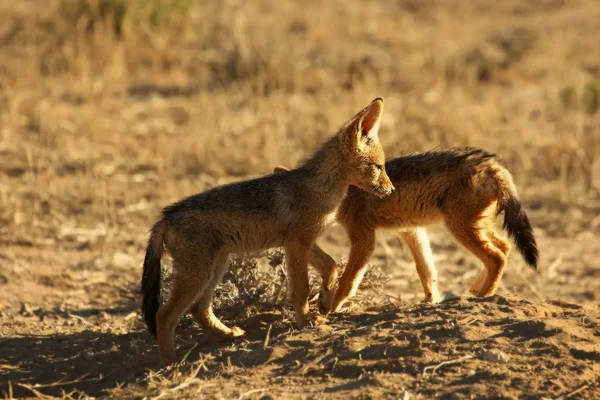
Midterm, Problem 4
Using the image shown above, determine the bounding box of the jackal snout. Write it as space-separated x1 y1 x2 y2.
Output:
354 149 395 198
373 168 395 197
359 165 394 198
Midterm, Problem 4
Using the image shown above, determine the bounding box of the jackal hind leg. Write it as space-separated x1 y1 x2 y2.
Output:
156 251 216 365
446 219 507 297
189 251 245 339
469 228 511 295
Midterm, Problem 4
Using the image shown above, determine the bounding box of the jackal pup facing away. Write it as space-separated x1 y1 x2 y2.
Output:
142 98 394 364
275 147 539 314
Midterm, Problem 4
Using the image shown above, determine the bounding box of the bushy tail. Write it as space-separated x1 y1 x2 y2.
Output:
495 168 539 270
141 220 167 338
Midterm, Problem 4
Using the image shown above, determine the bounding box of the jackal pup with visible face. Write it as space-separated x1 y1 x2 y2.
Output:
141 98 394 364
276 147 539 314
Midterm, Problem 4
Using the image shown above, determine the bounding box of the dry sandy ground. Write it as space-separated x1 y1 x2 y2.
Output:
1 0 600 398
0 223 599 399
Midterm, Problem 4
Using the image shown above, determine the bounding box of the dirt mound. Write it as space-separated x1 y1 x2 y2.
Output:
2 295 598 399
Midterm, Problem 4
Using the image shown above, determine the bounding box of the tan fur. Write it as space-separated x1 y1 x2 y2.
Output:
142 98 394 365
274 147 537 314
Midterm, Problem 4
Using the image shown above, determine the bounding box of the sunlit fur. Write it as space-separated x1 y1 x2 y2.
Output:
276 147 538 314
141 98 394 365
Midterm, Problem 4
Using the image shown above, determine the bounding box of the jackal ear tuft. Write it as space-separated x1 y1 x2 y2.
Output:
358 97 384 140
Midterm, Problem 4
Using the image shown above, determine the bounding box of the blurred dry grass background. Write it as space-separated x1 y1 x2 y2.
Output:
1 0 600 248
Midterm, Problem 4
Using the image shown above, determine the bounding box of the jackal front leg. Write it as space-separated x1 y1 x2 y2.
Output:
399 228 441 304
309 242 338 314
329 227 376 314
284 240 312 327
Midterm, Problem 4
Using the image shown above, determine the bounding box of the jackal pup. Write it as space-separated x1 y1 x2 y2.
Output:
276 147 538 314
142 98 394 364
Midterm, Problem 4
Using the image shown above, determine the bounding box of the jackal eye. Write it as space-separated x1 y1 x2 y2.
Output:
372 163 383 171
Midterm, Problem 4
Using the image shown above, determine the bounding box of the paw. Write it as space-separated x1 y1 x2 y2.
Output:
213 326 245 341
475 287 497 298
318 289 334 315
160 351 177 366
470 271 487 295
329 299 346 314
293 312 315 329
294 317 308 329
432 290 442 304
422 289 442 304
470 282 487 296
230 326 246 337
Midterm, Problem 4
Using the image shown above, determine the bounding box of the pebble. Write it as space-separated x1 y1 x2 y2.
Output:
19 303 34 317
482 349 510 363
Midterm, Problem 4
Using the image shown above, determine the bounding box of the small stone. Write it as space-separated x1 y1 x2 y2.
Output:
482 349 510 363
467 369 476 377
19 303 33 316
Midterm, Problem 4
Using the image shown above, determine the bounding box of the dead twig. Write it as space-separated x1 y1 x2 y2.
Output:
67 313 95 327
197 383 218 394
18 374 92 389
237 387 268 400
380 291 403 304
556 383 591 400
180 343 199 365
422 355 475 377
294 350 332 375
16 384 57 400
273 265 287 305
264 323 272 348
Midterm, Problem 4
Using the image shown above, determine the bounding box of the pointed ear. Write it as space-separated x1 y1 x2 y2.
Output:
357 97 384 140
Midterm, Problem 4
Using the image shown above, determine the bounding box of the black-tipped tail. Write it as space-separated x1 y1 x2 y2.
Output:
141 222 165 338
502 196 539 270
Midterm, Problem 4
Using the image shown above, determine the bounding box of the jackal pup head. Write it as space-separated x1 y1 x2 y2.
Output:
339 97 394 198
